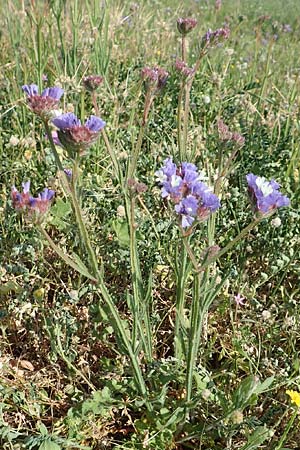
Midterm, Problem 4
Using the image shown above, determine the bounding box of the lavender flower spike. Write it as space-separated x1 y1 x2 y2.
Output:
246 173 290 214
156 157 220 229
22 84 64 119
52 112 106 157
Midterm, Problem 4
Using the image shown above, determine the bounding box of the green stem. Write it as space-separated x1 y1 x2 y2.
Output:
45 120 101 278
177 83 184 161
181 35 186 62
44 121 64 172
273 408 298 450
174 239 189 360
185 271 205 402
36 16 43 92
39 228 151 408
69 187 101 279
96 279 151 406
182 80 192 160
127 195 152 361
128 122 146 180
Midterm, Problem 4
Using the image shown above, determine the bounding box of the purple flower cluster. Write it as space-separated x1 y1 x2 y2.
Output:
177 17 198 36
22 84 64 119
52 112 106 156
201 27 230 48
175 59 195 78
11 181 54 220
246 174 290 214
141 67 169 92
156 158 220 228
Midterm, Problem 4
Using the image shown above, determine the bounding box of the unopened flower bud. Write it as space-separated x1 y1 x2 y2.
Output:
177 17 198 36
83 75 104 92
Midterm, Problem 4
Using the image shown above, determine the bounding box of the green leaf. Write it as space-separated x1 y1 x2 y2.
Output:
111 219 130 247
254 376 274 395
240 426 272 450
38 440 61 450
37 422 48 436
49 199 72 231
0 280 23 294
51 198 72 218
231 375 259 410
71 252 95 279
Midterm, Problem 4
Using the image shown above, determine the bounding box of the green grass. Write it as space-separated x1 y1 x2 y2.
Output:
0 0 300 449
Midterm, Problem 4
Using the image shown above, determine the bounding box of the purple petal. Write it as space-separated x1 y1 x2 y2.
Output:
181 214 194 228
85 115 106 132
38 188 55 201
22 84 39 96
52 113 81 130
22 181 31 194
29 196 37 207
42 86 64 100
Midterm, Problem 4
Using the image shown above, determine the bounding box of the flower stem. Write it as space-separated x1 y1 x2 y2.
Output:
44 121 64 172
274 408 298 450
174 239 190 360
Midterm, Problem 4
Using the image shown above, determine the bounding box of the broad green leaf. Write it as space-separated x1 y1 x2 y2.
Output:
49 199 72 231
240 426 272 450
50 198 72 219
232 375 259 410
38 440 61 450
111 219 130 247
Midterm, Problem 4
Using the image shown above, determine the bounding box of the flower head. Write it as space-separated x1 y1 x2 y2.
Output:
175 59 195 78
156 158 220 228
177 17 198 36
141 66 169 92
11 181 31 210
233 293 246 306
286 390 300 407
11 182 54 222
82 75 104 92
246 174 290 214
201 27 230 49
217 119 245 147
52 113 106 157
22 84 64 119
29 188 55 214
